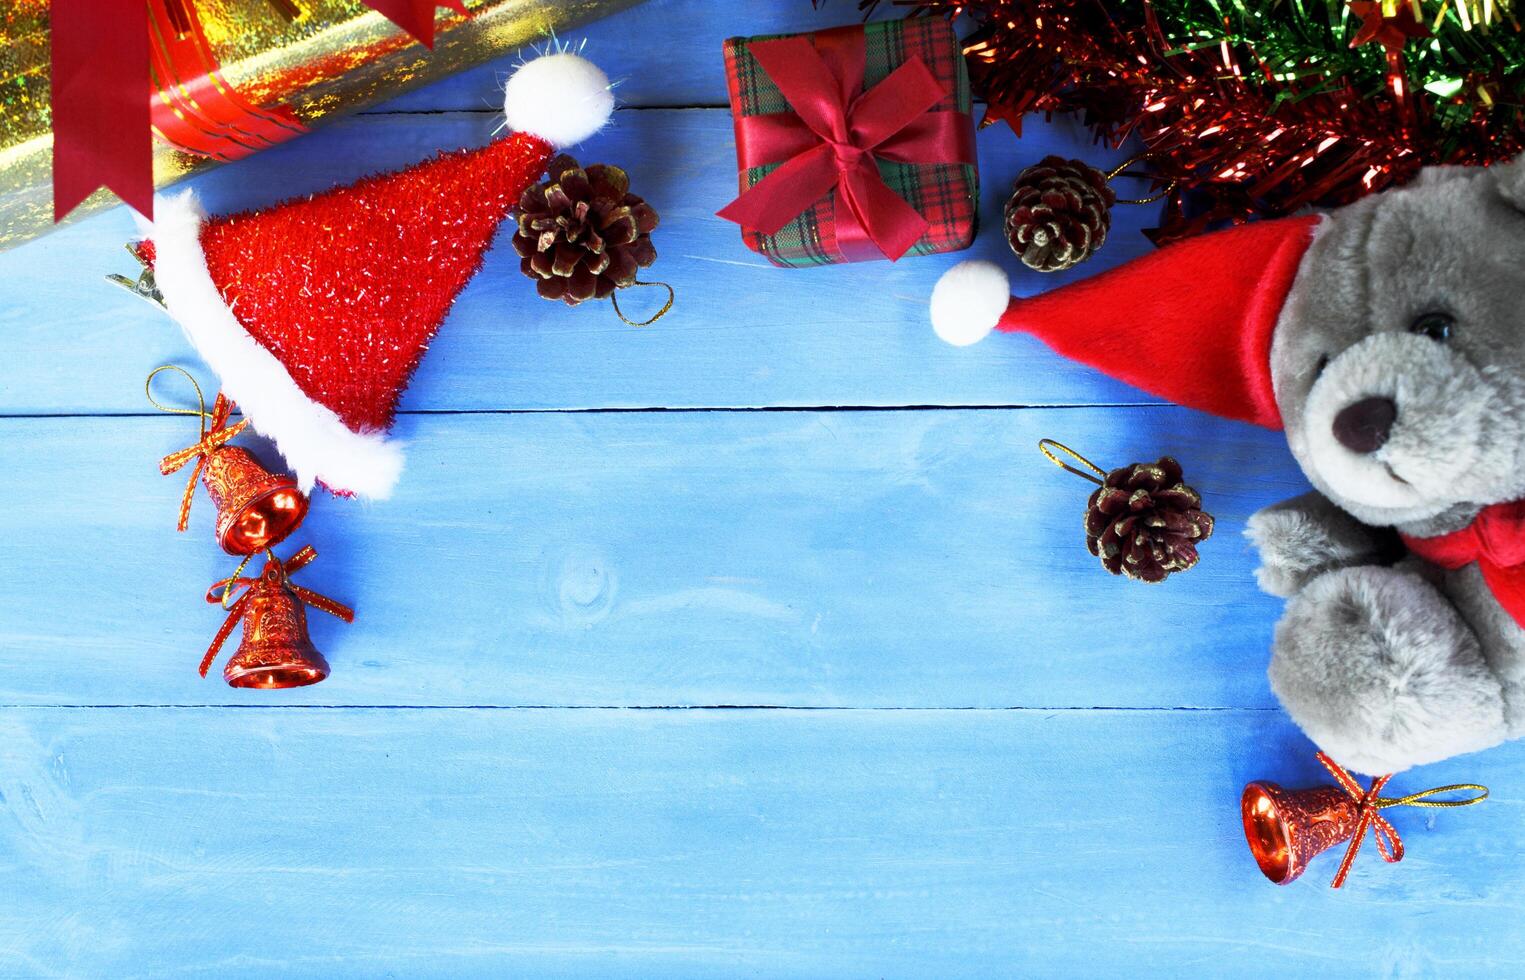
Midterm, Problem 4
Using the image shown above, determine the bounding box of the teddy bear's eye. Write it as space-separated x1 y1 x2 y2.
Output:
1409 312 1455 342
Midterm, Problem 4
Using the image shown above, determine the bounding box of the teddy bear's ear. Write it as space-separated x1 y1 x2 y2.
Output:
1493 155 1525 212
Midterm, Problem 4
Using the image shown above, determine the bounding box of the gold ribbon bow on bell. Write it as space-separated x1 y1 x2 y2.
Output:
202 545 354 681
147 366 250 532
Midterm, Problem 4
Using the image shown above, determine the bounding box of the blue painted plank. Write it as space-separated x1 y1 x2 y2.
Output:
0 707 1519 977
0 110 1164 415
376 0 885 112
0 408 1304 707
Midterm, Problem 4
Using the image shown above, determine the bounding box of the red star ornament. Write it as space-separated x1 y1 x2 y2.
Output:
1348 1 1432 54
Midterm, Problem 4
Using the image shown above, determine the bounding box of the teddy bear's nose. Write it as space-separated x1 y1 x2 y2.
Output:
1332 396 1397 454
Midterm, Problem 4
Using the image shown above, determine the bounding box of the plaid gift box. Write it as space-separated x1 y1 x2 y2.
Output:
719 18 978 268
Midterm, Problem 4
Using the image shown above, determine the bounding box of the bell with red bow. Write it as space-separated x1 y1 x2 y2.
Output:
1242 752 1486 887
149 366 308 555
203 545 353 689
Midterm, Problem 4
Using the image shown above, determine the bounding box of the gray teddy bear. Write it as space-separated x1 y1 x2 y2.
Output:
1248 159 1525 775
931 157 1525 775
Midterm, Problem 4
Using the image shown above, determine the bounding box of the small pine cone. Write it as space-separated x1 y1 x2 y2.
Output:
1084 457 1213 583
513 154 659 306
1003 156 1115 273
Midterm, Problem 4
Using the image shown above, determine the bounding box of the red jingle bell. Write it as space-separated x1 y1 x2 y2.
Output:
151 367 309 555
199 444 308 555
221 564 330 689
1241 780 1361 885
203 545 353 690
1242 752 1488 888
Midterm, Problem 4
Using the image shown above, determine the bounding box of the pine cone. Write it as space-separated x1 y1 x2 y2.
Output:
1003 156 1115 273
513 155 659 305
1084 457 1213 583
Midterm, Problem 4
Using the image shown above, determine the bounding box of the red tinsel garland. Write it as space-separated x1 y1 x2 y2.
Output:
832 1 1523 242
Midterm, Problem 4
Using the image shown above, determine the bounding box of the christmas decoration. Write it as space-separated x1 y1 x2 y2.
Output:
147 366 341 687
929 216 1319 429
1003 157 1115 273
934 156 1525 777
717 18 977 267
117 49 615 500
513 154 671 324
825 1 1525 242
1002 155 1172 272
1 0 642 248
1039 440 1212 583
1242 751 1486 887
149 366 308 556
204 545 354 689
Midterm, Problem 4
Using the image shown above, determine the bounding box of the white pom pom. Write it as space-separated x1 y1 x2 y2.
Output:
930 260 1010 346
503 52 614 148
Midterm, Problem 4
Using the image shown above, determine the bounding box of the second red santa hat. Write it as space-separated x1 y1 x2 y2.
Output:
929 215 1324 429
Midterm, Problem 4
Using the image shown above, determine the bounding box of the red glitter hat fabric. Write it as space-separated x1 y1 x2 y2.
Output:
146 130 554 498
201 132 553 436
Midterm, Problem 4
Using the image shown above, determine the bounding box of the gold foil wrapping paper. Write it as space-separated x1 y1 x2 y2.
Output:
0 0 644 249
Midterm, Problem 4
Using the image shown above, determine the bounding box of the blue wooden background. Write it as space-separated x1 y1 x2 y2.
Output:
3 1 1524 975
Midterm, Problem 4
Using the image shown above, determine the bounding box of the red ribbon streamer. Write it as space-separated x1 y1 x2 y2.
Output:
716 27 975 263
50 0 468 223
1402 499 1525 630
52 0 154 221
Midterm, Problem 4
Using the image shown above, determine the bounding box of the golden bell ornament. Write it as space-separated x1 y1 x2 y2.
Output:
222 568 330 689
201 445 309 556
1241 781 1360 885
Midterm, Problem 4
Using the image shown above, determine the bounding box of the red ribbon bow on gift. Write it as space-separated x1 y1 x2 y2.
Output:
1403 499 1525 630
716 27 975 262
201 545 354 677
51 0 466 222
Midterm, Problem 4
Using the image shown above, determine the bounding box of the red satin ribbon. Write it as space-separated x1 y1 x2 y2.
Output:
158 391 250 533
1316 751 1403 889
717 26 975 263
201 545 354 678
1402 499 1525 629
51 0 468 222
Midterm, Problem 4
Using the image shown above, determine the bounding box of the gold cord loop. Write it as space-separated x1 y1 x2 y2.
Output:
1103 152 1177 206
1375 784 1490 809
146 365 211 438
610 280 675 327
1038 439 1107 486
211 550 266 611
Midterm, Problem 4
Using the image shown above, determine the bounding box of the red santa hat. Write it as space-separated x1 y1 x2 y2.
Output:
929 215 1325 429
140 50 615 499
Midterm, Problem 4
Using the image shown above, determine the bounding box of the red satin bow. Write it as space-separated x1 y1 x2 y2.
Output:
159 392 249 533
201 545 354 678
717 28 974 262
1316 751 1404 889
51 0 467 222
1402 499 1525 630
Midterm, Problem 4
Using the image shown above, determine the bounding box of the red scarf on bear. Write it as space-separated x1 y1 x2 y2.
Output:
1401 500 1525 630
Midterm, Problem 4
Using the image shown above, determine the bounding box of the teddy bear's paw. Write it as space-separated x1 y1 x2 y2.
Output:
1246 493 1387 598
1268 565 1508 775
